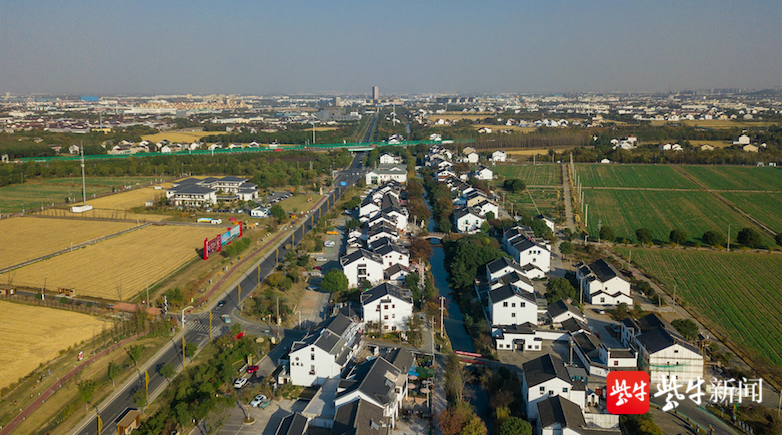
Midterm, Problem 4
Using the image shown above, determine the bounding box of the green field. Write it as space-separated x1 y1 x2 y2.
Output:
576 164 699 189
0 184 112 213
722 192 782 232
276 193 323 213
506 187 561 218
682 166 782 191
618 248 782 371
584 189 773 245
42 176 162 187
493 164 561 186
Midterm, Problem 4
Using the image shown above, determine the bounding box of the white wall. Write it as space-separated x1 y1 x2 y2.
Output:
490 295 537 326
363 297 413 330
515 246 551 273
342 259 384 288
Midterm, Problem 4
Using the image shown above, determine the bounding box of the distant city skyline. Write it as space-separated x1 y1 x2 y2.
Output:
1 0 780 96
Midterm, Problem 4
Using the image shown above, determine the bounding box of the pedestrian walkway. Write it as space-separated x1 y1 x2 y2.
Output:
0 333 142 435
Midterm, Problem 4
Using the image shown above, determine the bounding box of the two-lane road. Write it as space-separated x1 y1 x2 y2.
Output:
71 153 365 435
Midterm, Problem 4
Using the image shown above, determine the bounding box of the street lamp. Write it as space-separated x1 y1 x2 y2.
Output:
181 305 193 328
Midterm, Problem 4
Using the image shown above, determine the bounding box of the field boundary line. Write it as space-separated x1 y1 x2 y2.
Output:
0 332 143 435
0 222 151 275
671 166 778 238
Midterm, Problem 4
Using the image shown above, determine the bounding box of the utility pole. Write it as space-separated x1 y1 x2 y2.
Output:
585 204 589 228
277 297 280 325
439 296 445 338
182 336 186 368
146 283 149 308
727 224 731 252
598 219 603 242
672 285 677 313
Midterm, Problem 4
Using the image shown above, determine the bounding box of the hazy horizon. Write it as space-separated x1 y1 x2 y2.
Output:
1 0 780 96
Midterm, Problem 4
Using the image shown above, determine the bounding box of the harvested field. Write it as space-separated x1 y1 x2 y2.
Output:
576 164 699 189
681 166 782 191
0 301 106 389
0 217 135 270
618 248 782 372
42 176 161 187
492 164 561 185
8 225 222 300
32 186 171 221
472 124 537 133
649 119 776 128
141 130 225 143
583 189 773 245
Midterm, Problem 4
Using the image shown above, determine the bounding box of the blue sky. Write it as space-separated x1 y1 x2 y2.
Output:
1 0 780 95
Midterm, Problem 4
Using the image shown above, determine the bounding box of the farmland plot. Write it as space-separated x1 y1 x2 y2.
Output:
0 301 106 389
682 166 782 191
619 248 782 370
8 225 221 300
0 217 134 270
576 164 698 189
722 192 782 232
492 164 560 185
584 190 773 245
0 184 112 213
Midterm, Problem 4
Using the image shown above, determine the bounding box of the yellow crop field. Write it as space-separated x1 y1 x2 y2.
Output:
650 119 776 129
33 187 172 221
0 301 106 389
8 225 222 300
141 130 225 143
0 218 135 270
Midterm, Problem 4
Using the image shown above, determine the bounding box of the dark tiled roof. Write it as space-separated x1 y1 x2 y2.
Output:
341 249 382 267
169 185 215 195
453 206 482 220
537 395 587 430
360 282 413 305
489 283 536 304
337 358 400 407
561 317 589 333
637 326 699 355
486 257 521 274
587 259 626 284
385 347 415 373
497 271 533 288
383 264 407 280
374 243 408 257
522 353 571 388
511 237 548 253
332 399 390 435
275 412 308 435
548 300 583 320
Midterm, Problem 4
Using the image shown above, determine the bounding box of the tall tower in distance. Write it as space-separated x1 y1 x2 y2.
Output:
372 86 379 101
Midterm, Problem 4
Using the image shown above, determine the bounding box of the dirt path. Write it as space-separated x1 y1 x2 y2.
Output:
0 333 142 435
561 163 576 232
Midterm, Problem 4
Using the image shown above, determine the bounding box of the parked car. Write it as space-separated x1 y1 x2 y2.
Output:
246 365 259 374
316 257 328 262
307 286 319 291
222 314 231 323
313 266 323 271
217 300 226 307
234 377 248 389
326 230 339 235
250 394 268 408
324 241 336 248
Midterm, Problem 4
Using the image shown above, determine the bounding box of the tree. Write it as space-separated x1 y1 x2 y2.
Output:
559 241 574 256
185 342 198 359
408 237 433 260
404 272 420 291
108 362 121 388
599 226 615 243
737 227 763 248
503 178 526 192
321 269 348 293
128 345 144 367
546 277 577 304
159 363 176 383
702 230 726 247
498 417 533 435
345 218 362 231
270 204 286 222
669 229 687 245
460 416 487 435
78 379 97 411
671 318 699 341
133 388 147 408
635 228 653 244
776 231 782 246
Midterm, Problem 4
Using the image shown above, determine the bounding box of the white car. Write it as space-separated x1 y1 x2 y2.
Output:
250 394 268 407
234 377 248 389
324 241 336 248
316 257 328 262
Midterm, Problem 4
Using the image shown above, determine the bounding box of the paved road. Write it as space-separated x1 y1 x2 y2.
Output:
561 163 576 232
68 154 365 435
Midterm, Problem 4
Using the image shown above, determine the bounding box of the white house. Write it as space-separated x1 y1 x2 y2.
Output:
359 197 381 220
360 282 414 331
340 249 384 288
534 215 556 233
289 314 360 386
488 283 538 326
374 243 410 269
492 271 534 293
486 257 524 282
165 184 218 207
473 166 493 180
365 164 407 185
379 153 401 165
366 224 399 248
575 259 632 306
620 313 704 383
521 354 584 420
536 395 621 435
465 152 479 163
509 238 551 274
473 199 499 219
453 207 485 233
251 207 270 218
491 150 507 162
547 300 586 326
334 357 404 425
